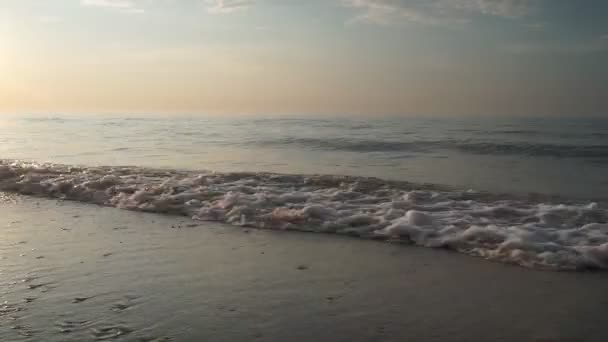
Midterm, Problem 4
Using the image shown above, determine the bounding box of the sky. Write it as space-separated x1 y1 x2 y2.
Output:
1 0 607 117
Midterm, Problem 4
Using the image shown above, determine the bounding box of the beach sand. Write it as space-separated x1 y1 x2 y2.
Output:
1 193 607 342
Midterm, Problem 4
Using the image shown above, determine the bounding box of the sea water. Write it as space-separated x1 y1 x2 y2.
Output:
1 115 607 270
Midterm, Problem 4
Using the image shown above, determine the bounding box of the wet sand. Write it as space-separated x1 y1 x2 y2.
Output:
1 194 608 342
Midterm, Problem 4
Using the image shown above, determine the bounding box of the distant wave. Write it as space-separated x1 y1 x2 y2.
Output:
22 117 70 122
1 159 607 271
479 129 541 135
256 138 430 153
455 142 608 158
257 137 608 159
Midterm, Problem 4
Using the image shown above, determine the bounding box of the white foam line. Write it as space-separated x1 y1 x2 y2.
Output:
1 160 607 271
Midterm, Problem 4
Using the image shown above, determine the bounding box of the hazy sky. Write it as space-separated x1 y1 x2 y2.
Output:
1 0 607 116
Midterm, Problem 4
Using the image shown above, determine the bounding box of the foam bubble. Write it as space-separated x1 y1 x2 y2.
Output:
1 159 607 271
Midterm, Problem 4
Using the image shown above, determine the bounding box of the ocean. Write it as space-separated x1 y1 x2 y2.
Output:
1 115 608 270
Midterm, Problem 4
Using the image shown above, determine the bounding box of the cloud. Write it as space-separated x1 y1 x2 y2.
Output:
345 0 430 25
81 0 144 13
446 0 535 18
206 0 254 14
78 0 539 21
343 0 538 25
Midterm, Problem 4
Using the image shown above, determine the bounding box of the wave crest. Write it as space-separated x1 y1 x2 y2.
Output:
257 138 608 160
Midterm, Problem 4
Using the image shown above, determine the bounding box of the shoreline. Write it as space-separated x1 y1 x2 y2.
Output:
2 161 608 271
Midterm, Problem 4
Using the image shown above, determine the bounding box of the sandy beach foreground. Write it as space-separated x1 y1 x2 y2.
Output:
1 193 607 342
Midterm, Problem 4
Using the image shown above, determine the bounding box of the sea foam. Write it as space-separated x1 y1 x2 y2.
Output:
1 160 607 271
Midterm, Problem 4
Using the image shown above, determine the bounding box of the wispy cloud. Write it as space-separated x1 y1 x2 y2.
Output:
446 0 536 18
206 0 254 14
344 0 538 25
345 0 462 25
81 0 144 13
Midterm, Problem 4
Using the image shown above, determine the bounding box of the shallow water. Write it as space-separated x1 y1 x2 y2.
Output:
2 196 608 341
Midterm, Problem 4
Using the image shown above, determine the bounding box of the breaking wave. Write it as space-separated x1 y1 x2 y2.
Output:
257 138 608 160
1 159 607 271
455 141 608 159
257 138 429 153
